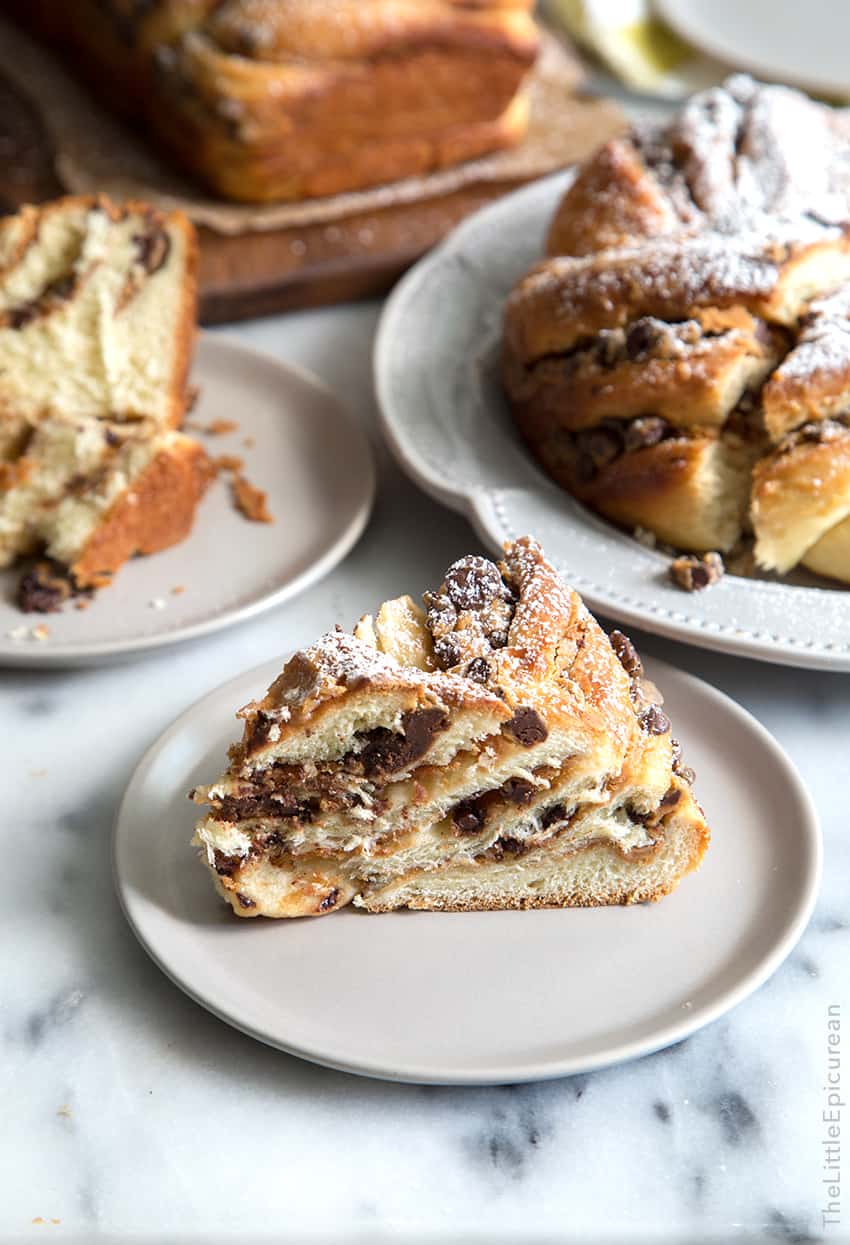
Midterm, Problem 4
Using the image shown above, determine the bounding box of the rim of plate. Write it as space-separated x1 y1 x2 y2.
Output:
374 172 850 671
655 0 850 100
113 654 822 1086
0 335 375 667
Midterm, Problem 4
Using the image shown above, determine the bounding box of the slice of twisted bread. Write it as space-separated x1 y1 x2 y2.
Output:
192 538 709 917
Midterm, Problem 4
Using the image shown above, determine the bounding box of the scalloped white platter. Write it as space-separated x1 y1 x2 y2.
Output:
375 172 850 670
0 336 375 667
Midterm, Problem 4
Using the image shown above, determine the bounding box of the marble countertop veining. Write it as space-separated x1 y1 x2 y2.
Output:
3 302 848 1245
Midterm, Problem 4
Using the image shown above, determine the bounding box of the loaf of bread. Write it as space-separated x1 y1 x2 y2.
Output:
192 538 709 917
6 0 539 203
503 76 850 583
0 195 210 603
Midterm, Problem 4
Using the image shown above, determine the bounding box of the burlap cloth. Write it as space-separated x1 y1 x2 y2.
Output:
0 17 623 235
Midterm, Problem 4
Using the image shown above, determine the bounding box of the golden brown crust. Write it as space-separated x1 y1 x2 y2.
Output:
800 512 850 583
70 434 212 587
761 288 850 443
10 0 538 204
751 425 850 573
546 138 678 258
523 430 754 553
504 234 850 369
503 310 782 437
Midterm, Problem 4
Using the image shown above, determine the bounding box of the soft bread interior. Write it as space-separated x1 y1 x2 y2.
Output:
800 512 850 582
0 200 192 426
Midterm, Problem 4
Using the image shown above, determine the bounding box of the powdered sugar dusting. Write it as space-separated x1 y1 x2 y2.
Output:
771 285 850 388
635 75 850 238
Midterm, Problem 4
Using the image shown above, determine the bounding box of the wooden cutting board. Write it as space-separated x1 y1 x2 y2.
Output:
0 66 602 325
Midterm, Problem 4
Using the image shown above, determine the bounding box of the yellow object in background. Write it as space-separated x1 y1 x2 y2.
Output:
547 0 696 92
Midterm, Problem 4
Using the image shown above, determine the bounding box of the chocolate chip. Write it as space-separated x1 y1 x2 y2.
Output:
359 708 448 778
576 425 623 472
434 637 461 668
18 561 73 613
640 705 671 735
504 707 548 746
133 227 170 275
488 836 527 860
609 629 643 677
625 317 664 359
46 274 74 301
541 802 566 829
319 888 339 912
235 892 256 909
442 556 509 611
660 786 682 809
9 304 36 329
624 416 669 453
453 802 485 833
501 778 535 805
669 552 725 592
215 793 305 821
465 657 490 683
214 853 242 877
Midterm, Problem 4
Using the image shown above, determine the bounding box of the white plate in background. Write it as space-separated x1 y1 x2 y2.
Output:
113 655 820 1086
656 0 850 98
0 335 375 667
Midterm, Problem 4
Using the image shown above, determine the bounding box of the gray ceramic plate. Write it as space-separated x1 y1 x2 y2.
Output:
0 335 375 667
374 172 850 670
657 0 850 98
113 655 820 1086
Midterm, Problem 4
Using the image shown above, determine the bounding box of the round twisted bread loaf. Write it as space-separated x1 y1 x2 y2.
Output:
503 75 850 583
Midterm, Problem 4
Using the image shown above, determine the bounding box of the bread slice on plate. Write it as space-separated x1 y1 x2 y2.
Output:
0 194 210 605
192 538 709 917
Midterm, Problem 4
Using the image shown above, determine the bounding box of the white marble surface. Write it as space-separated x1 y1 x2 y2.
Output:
3 302 848 1244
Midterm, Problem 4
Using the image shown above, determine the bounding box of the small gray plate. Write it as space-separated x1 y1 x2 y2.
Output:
374 172 850 670
0 335 375 667
113 655 820 1086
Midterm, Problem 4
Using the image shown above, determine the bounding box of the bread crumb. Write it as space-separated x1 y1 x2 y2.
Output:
57 1104 71 1117
187 418 238 436
232 474 273 523
74 599 90 611
670 552 725 592
171 585 185 595
6 624 29 641
242 436 255 449
149 597 167 611
32 623 50 641
215 454 244 473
